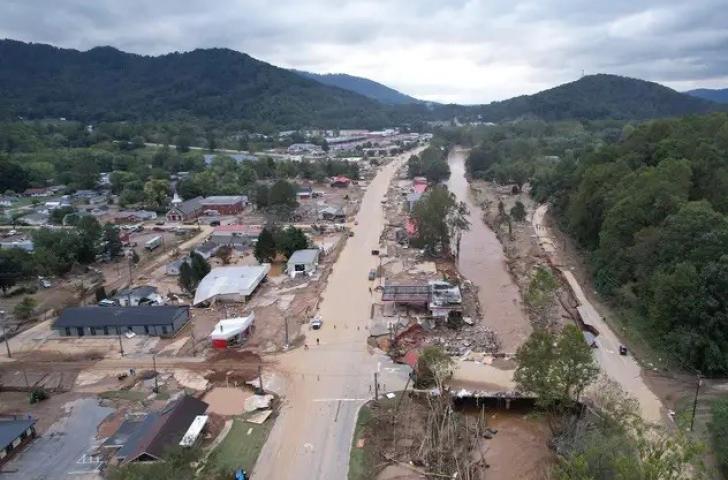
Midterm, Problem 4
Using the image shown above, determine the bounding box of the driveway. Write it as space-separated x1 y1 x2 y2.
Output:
1 398 112 479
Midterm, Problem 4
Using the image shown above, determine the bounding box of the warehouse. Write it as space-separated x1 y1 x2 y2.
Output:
53 306 190 337
193 265 270 306
286 249 320 278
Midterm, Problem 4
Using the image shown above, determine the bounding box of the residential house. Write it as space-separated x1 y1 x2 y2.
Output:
296 186 313 200
192 241 219 259
112 286 164 307
286 249 320 278
0 239 34 252
0 196 17 207
22 187 50 197
166 196 203 223
106 396 208 464
406 192 422 211
114 210 158 224
319 206 346 222
0 415 37 466
209 225 262 250
330 176 352 188
53 306 190 337
18 212 48 226
165 257 191 276
287 143 322 155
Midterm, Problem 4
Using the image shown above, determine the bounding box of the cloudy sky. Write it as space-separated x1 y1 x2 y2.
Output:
2 0 728 104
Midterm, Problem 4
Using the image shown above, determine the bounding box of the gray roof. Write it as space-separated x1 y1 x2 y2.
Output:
201 196 245 205
406 192 423 203
54 306 188 329
0 416 36 450
287 249 320 266
172 197 203 216
319 206 344 216
115 285 158 299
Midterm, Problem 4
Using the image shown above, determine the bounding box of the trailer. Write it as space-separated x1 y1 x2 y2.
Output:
145 235 162 251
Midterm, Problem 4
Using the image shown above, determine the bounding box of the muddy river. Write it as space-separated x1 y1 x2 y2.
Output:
447 148 531 353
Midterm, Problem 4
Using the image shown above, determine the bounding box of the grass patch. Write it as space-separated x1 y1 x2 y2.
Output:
206 415 274 475
349 394 402 480
98 390 147 402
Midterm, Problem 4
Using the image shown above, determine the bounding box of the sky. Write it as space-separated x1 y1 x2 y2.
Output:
2 0 728 104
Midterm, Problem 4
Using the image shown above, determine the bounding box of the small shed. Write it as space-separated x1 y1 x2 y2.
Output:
286 249 320 278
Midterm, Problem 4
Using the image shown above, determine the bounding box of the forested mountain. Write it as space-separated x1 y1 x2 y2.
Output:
527 114 728 374
0 39 399 128
0 40 722 127
471 74 720 121
292 70 420 105
685 87 728 104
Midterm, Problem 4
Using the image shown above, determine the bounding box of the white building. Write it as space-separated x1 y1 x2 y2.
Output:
193 265 270 306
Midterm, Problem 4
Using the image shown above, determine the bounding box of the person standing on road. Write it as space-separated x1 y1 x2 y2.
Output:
316 338 320 346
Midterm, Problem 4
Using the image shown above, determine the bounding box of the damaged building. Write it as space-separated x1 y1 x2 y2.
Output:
381 280 463 318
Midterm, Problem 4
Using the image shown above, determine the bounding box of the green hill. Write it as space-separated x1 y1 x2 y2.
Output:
292 70 420 105
685 88 728 104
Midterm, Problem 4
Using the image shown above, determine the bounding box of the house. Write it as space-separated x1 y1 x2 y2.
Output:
18 212 49 226
0 196 17 207
114 210 158 224
0 415 37 466
53 306 190 337
381 280 462 318
209 313 255 349
192 241 219 259
200 196 247 215
209 224 262 249
286 249 320 278
108 396 208 464
287 143 322 155
203 154 257 166
166 195 203 223
0 239 34 252
319 206 346 222
166 257 191 276
406 192 422 211
330 176 352 188
296 186 313 200
112 286 164 307
193 265 270 306
23 187 50 197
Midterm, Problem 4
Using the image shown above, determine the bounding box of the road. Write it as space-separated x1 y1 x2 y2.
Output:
253 153 413 479
532 204 664 423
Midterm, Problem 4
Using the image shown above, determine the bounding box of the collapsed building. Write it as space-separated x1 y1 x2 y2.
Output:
381 280 463 318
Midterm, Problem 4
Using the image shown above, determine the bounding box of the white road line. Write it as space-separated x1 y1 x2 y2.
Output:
312 398 369 402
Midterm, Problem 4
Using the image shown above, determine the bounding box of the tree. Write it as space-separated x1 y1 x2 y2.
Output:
410 186 469 256
0 248 34 294
178 261 195 293
514 325 599 409
13 296 36 320
254 228 277 263
189 251 210 283
525 266 559 321
275 226 308 259
268 180 298 208
415 346 454 388
214 245 233 265
143 179 170 211
254 183 270 209
510 201 527 222
103 223 123 258
49 206 75 225
709 397 728 472
75 216 102 264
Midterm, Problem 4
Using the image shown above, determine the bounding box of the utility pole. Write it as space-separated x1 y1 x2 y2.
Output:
0 310 11 358
283 317 289 349
118 331 124 356
257 365 264 394
690 373 703 432
374 372 379 401
152 354 159 393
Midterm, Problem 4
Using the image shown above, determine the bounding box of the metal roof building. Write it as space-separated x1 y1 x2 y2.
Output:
193 265 271 306
0 416 36 465
53 306 190 337
286 249 320 278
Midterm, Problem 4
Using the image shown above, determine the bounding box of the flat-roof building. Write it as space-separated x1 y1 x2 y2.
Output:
53 306 190 337
0 416 37 466
193 265 270 306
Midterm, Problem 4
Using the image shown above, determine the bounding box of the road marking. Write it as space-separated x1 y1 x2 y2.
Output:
334 400 342 422
312 398 368 402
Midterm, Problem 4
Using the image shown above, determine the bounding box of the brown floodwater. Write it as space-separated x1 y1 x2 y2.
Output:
446 148 531 352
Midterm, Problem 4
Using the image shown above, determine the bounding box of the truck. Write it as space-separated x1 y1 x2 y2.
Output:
145 235 162 251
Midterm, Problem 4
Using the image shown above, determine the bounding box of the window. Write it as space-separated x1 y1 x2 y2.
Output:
161 325 168 335
144 325 149 334
65 328 71 336
77 327 85 337
103 326 109 335
89 327 96 336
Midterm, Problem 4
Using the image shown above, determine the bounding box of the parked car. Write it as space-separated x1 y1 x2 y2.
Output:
209 220 221 227
310 316 323 330
368 269 376 281
38 277 52 288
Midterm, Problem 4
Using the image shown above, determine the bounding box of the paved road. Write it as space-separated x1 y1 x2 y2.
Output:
533 204 664 423
1 398 112 480
253 153 414 479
